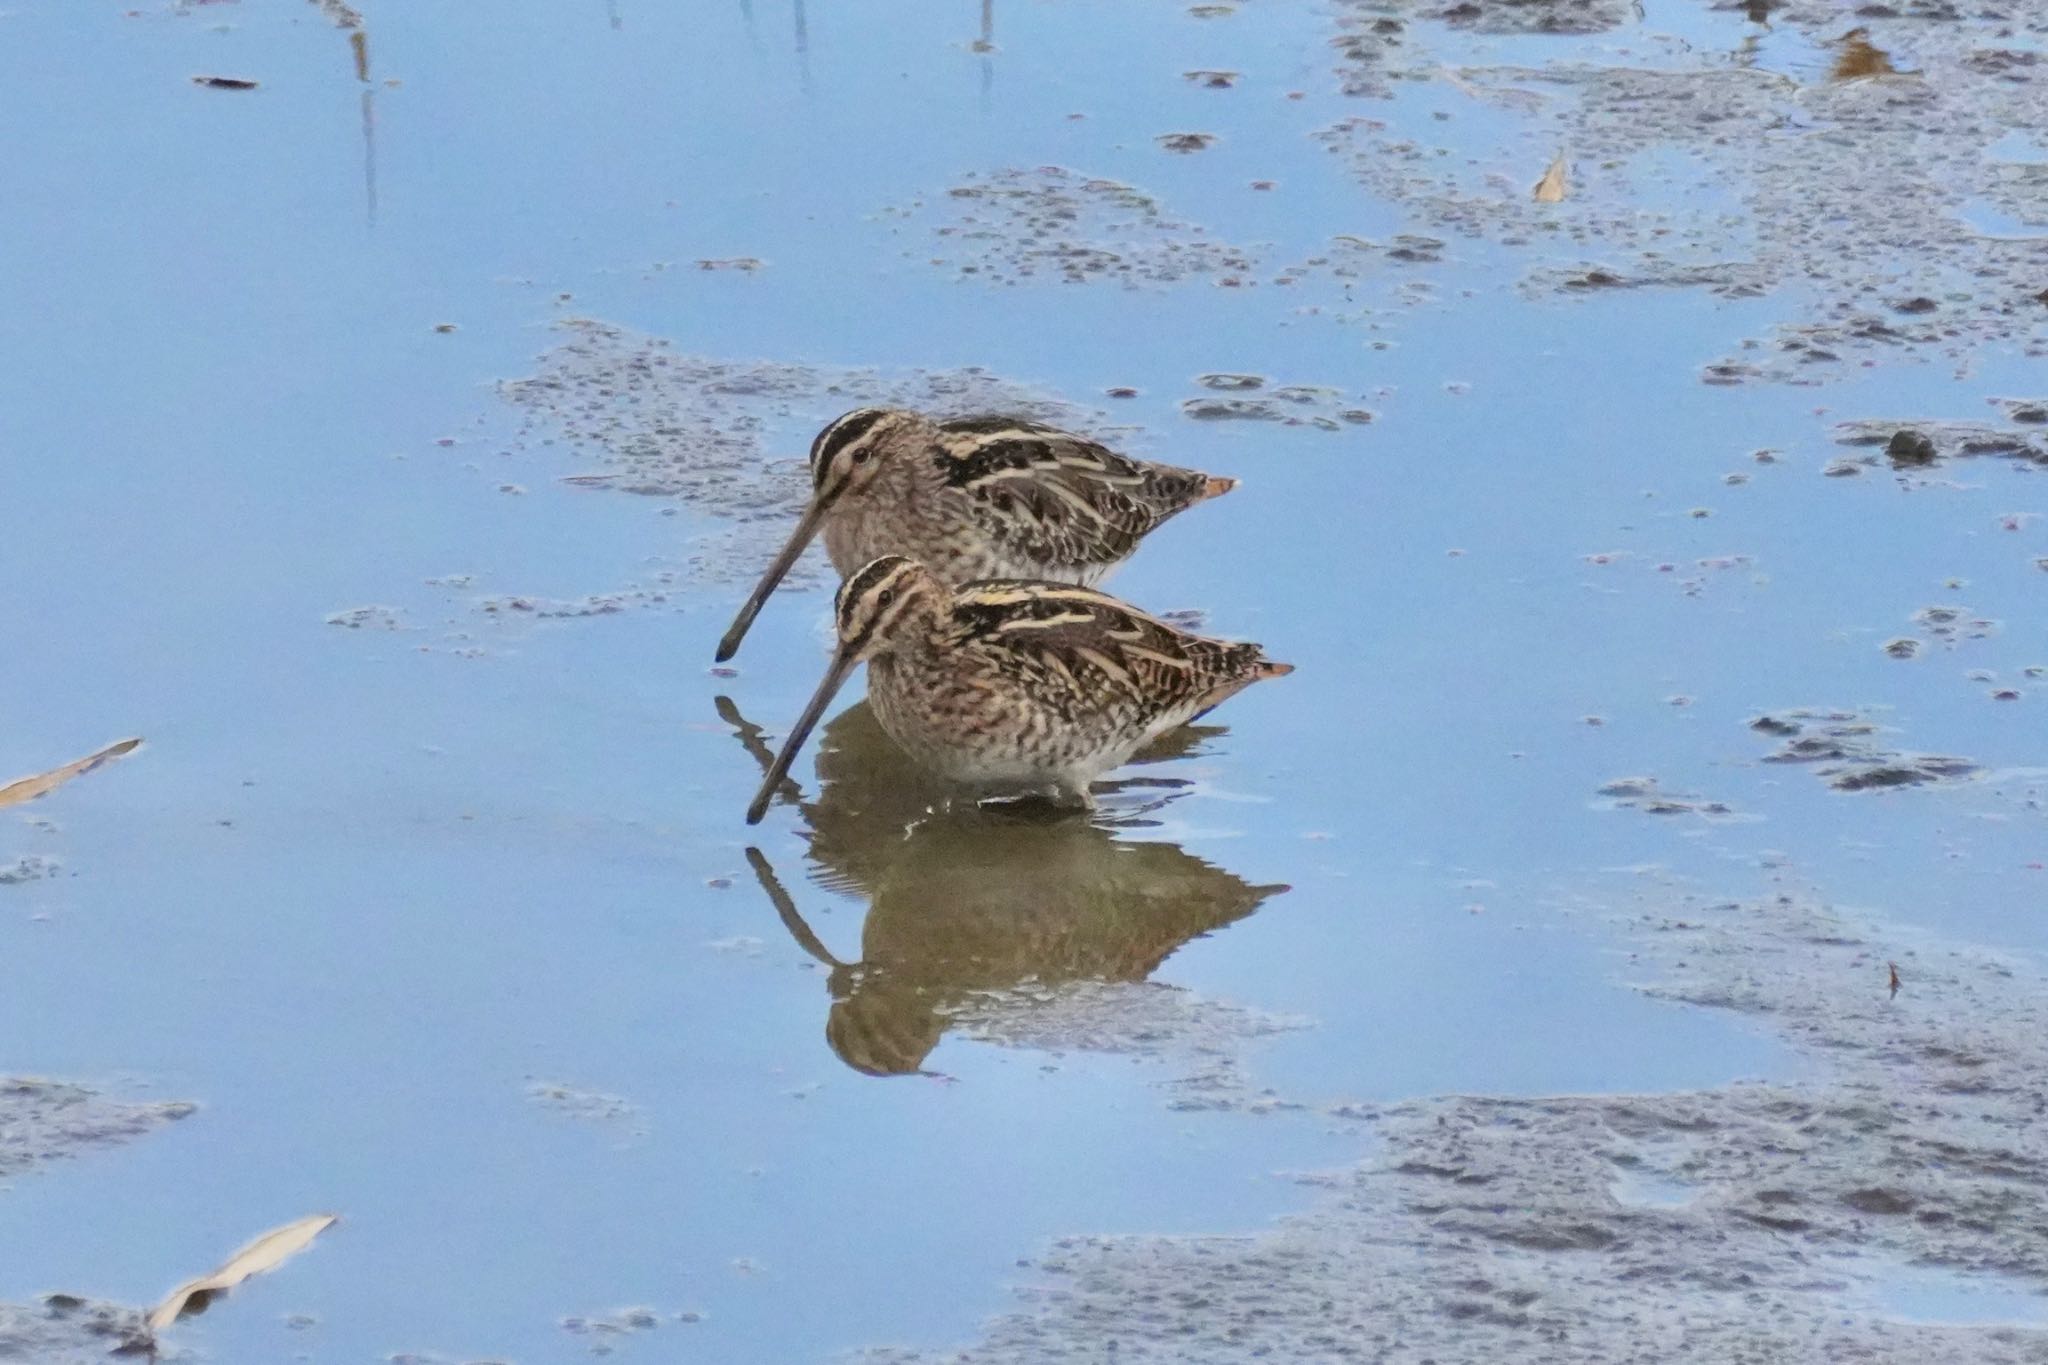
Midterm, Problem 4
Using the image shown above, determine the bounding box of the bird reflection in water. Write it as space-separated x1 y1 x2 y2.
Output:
718 697 1289 1076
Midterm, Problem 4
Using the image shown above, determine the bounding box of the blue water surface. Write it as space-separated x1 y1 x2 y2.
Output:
2 1 2043 1361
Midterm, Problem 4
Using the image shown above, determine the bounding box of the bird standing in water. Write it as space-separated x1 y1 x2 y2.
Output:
714 407 1236 662
745 556 1290 824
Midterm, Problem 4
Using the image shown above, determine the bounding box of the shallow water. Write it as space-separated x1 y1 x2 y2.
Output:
3 0 2046 1361
1859 1258 2048 1331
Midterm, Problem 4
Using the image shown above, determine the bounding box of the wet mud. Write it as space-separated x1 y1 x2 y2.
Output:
1425 0 1640 35
0 1081 193 1361
861 888 2048 1364
882 2 2047 388
560 1305 704 1354
1595 775 1740 819
1181 375 1378 429
1750 710 1983 792
0 1295 151 1364
1833 416 2048 471
0 1077 192 1180
888 168 1260 286
1317 0 2048 385
0 857 60 886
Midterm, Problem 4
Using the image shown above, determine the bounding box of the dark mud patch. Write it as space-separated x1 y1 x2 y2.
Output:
324 604 408 631
500 321 1133 587
1831 417 2048 474
1181 375 1376 429
885 167 1262 287
0 856 60 886
1321 1 2048 386
0 1077 194 1179
1424 0 1637 35
1 1081 194 1359
857 890 2048 1364
0 1295 151 1363
561 1305 703 1351
1751 710 1980 791
1907 603 2001 650
1594 776 1740 820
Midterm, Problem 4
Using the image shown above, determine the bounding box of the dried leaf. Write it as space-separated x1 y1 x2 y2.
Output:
148 1214 338 1332
0 739 142 810
1532 152 1568 204
1831 29 1895 81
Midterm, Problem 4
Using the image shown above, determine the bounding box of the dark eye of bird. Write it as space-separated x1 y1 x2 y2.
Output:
853 447 872 464
877 589 895 609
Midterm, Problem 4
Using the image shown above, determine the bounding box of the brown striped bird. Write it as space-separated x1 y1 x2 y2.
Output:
745 556 1290 823
714 407 1236 662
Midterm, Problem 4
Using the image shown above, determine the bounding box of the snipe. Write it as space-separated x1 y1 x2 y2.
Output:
714 407 1236 661
744 556 1291 823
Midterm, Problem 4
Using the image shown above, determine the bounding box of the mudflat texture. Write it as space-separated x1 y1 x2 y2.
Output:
862 890 2048 1362
0 1080 191 1362
5 0 2046 1359
0 1295 151 1364
0 1078 192 1180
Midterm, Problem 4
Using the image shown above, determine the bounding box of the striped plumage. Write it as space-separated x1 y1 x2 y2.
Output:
714 406 1235 662
744 556 1290 823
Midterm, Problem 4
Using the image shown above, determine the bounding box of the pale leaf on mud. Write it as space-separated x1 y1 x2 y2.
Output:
0 738 142 810
1532 152 1568 204
147 1213 339 1332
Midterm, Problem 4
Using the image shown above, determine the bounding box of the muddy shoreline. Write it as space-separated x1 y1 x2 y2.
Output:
859 880 2048 1362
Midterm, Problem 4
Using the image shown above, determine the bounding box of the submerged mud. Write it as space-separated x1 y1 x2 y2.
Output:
0 1080 193 1361
1595 775 1740 819
0 1295 151 1364
882 5 2047 388
0 1077 192 1179
1749 709 1983 792
859 887 2048 1363
1833 416 2048 472
1319 0 2048 385
886 168 1261 287
0 857 59 886
1180 374 1378 429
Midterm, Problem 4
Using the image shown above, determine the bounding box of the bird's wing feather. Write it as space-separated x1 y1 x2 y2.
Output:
933 420 1212 569
948 581 1265 711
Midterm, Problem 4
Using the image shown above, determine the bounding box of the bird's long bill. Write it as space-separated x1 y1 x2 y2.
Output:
714 499 829 663
745 650 858 824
